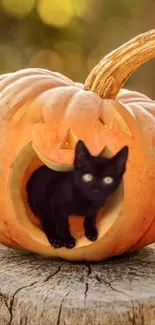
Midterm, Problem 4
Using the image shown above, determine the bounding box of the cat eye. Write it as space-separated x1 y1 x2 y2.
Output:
82 173 93 182
103 176 114 185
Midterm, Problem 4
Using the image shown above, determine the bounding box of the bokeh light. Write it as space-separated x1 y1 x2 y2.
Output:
0 45 22 72
53 41 88 80
1 0 35 18
74 0 98 23
74 0 90 17
29 50 63 72
37 0 74 28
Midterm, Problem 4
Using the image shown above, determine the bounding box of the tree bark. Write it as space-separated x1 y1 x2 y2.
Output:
0 244 155 324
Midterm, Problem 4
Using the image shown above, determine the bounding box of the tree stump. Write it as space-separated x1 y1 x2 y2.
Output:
0 245 155 324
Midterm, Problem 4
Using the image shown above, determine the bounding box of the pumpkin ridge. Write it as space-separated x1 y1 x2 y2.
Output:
1 75 70 99
41 86 82 124
1 79 75 122
0 69 54 93
0 69 74 95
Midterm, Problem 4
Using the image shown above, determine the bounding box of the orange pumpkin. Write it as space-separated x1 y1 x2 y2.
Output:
0 30 155 261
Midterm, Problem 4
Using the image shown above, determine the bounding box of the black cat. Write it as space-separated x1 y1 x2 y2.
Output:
27 140 128 249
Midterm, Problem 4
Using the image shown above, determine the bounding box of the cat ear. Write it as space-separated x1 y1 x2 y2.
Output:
112 146 129 174
74 140 90 168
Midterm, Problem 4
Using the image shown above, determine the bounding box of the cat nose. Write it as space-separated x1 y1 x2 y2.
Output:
92 189 99 193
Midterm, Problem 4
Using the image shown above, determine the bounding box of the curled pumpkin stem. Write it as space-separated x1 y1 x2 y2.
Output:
84 29 155 99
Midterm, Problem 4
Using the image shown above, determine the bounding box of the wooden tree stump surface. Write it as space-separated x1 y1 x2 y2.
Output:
0 245 155 325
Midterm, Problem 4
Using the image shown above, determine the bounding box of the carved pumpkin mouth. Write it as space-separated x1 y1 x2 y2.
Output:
8 142 124 253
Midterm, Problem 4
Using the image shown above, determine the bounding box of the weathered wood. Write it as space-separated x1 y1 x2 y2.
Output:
0 245 155 324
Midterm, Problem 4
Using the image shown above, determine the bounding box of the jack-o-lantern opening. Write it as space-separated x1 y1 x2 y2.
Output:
8 142 124 251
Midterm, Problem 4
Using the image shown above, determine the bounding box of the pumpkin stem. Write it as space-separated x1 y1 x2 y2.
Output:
84 29 155 99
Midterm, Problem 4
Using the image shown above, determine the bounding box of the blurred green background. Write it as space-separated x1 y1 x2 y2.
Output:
0 0 155 97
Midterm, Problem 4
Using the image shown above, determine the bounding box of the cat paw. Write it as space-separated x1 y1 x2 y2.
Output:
85 228 98 242
63 236 76 249
49 238 64 248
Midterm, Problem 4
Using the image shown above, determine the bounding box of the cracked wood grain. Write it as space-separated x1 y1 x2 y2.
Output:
0 245 155 324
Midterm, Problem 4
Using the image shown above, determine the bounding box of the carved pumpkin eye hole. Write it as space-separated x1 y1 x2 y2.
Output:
103 176 114 185
82 173 93 182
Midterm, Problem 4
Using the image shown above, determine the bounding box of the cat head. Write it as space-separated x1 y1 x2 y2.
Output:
73 140 128 201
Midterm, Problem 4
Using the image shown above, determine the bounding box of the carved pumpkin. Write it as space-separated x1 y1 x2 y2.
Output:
0 30 155 261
